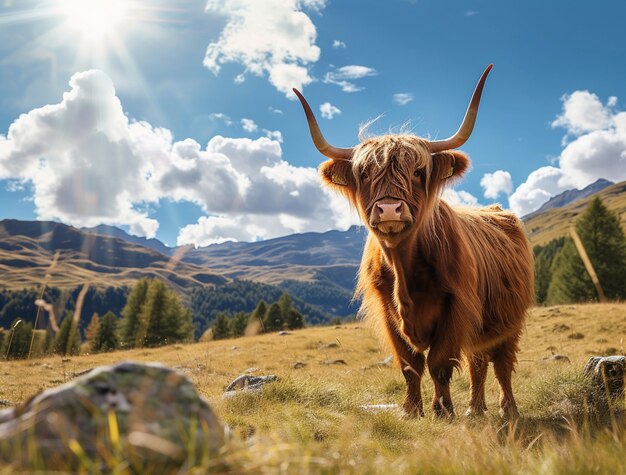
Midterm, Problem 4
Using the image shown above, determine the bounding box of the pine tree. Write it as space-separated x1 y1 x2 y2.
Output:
85 313 100 350
53 312 81 356
119 278 150 348
3 319 33 359
547 197 626 304
285 308 305 330
93 311 118 352
278 293 293 321
212 313 231 340
574 197 626 300
142 280 193 346
250 300 268 331
230 311 249 337
263 302 284 332
118 278 193 348
533 238 565 304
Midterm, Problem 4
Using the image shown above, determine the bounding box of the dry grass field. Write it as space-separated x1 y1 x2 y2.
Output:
1 303 625 473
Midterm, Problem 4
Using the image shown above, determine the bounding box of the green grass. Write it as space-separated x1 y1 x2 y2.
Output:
1 303 624 473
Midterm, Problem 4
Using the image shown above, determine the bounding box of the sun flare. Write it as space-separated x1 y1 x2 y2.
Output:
57 0 129 41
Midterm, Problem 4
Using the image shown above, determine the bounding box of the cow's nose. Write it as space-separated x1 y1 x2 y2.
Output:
376 201 403 221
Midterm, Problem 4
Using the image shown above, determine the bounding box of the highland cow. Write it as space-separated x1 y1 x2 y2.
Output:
294 65 534 419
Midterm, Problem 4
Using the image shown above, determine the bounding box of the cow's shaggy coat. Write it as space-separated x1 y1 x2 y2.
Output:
295 71 534 418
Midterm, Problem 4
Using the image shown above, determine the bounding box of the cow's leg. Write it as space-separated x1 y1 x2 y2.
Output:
400 350 426 417
383 319 425 417
427 344 459 417
465 352 489 416
492 338 520 420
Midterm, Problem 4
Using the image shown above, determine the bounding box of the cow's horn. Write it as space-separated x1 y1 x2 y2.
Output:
293 88 353 160
427 64 493 153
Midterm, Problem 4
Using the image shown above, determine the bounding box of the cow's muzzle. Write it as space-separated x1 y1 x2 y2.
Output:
369 198 412 234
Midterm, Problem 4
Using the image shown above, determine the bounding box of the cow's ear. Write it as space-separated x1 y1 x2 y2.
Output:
319 159 355 191
431 150 470 182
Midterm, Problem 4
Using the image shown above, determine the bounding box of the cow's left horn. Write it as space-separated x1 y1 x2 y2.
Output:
293 88 353 160
427 64 493 153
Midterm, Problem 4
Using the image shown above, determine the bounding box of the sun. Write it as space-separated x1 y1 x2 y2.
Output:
57 0 130 41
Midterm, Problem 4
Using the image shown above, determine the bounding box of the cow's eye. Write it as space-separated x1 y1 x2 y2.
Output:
361 170 369 181
413 169 422 178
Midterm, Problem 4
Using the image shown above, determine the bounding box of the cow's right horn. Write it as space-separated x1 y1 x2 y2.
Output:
426 64 493 153
293 88 353 160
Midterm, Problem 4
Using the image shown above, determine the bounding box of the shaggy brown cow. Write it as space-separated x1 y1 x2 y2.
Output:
294 65 534 419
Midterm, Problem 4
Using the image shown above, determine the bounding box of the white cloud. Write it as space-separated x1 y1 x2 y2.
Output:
509 167 570 216
442 189 479 207
323 64 377 92
209 112 233 126
480 170 513 199
268 106 283 114
332 40 346 49
551 90 613 136
0 70 161 237
509 91 626 216
263 129 283 142
241 118 258 133
204 0 325 96
320 102 341 120
393 93 413 106
465 10 478 16
0 69 358 245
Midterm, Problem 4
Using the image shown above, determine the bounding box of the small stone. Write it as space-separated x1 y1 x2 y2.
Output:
359 404 400 413
318 342 339 349
322 359 347 365
244 367 260 374
224 374 278 395
542 354 571 363
292 361 306 369
568 332 584 340
278 331 293 336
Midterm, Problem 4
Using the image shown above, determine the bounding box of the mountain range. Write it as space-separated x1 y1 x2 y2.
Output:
1 179 624 323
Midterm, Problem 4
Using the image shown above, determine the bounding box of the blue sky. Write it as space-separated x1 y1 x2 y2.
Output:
1 0 625 247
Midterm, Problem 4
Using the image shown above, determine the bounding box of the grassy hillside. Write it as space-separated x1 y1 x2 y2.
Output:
1 303 624 473
0 219 227 291
524 180 626 246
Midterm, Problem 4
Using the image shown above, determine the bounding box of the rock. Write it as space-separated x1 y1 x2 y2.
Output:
318 342 339 349
583 355 625 408
278 331 292 336
542 354 571 363
378 355 394 366
0 361 226 473
292 361 306 369
223 374 278 397
322 359 347 365
244 367 260 374
568 332 584 340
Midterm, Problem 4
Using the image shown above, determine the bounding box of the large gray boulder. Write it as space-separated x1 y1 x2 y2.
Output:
0 361 227 473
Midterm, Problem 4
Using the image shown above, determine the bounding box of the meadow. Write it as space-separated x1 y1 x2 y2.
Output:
1 302 625 474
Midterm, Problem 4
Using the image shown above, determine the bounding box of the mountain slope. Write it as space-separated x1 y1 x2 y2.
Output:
82 224 172 256
523 180 626 246
180 226 366 288
523 178 613 219
0 219 226 291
